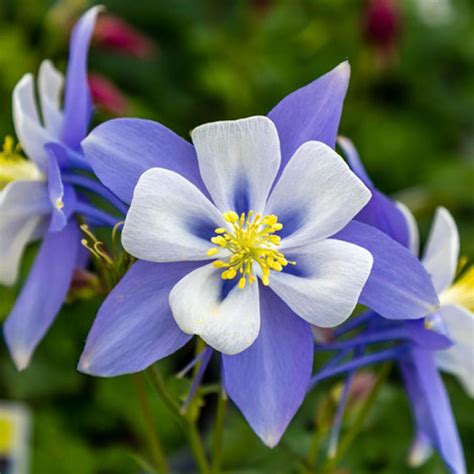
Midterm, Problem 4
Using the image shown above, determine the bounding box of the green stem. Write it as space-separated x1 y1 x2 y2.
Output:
305 423 326 469
211 389 227 474
187 422 211 474
321 363 392 472
146 366 183 422
146 365 211 474
132 374 169 473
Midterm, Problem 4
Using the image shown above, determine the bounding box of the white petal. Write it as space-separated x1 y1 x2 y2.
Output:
396 201 420 256
435 304 474 397
265 141 371 249
422 207 459 294
169 263 260 354
38 60 64 137
122 168 225 263
269 239 373 327
0 181 50 285
191 116 281 214
13 74 55 171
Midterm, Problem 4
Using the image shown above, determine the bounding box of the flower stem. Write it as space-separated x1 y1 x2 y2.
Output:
187 422 211 474
321 363 392 472
132 374 169 474
146 365 211 474
211 388 227 474
304 419 327 469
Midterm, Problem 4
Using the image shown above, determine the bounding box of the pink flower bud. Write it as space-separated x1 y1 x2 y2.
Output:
94 14 156 59
88 74 129 116
363 0 401 50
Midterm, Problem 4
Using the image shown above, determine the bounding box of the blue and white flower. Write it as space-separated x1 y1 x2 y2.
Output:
120 116 374 354
78 63 440 446
401 205 474 397
335 136 467 474
0 7 123 370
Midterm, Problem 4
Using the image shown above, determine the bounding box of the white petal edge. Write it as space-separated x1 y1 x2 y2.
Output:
169 263 260 354
269 239 373 327
422 207 459 294
0 180 50 285
122 168 226 263
38 60 64 137
396 201 420 256
13 74 55 171
435 304 474 398
265 141 371 249
191 116 281 214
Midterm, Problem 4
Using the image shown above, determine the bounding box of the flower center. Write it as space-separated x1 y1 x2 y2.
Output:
207 210 295 289
0 136 43 189
440 262 474 312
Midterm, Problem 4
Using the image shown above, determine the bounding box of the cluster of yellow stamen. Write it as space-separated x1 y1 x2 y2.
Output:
207 210 295 289
0 136 42 189
440 260 474 312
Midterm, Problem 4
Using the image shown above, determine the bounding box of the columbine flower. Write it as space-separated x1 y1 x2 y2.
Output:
352 124 474 397
122 116 375 353
1 7 119 371
80 114 374 444
402 206 474 397
79 62 438 446
335 136 466 473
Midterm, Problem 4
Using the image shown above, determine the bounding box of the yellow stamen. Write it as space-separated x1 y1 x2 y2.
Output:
440 264 474 312
80 225 114 267
55 198 64 210
0 136 43 189
207 210 295 289
223 211 239 223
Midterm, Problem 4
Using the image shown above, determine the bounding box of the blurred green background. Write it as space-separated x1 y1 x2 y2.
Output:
0 0 473 472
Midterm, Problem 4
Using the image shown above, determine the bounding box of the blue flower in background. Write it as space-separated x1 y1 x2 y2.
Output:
78 62 439 447
314 136 468 474
1 7 125 371
401 205 474 398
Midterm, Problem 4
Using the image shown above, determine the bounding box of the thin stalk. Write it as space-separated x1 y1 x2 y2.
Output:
146 365 211 474
177 347 209 379
211 389 227 474
304 421 327 469
187 423 211 474
146 366 184 424
327 370 354 459
321 363 392 472
132 374 169 474
326 344 364 461
181 347 213 413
